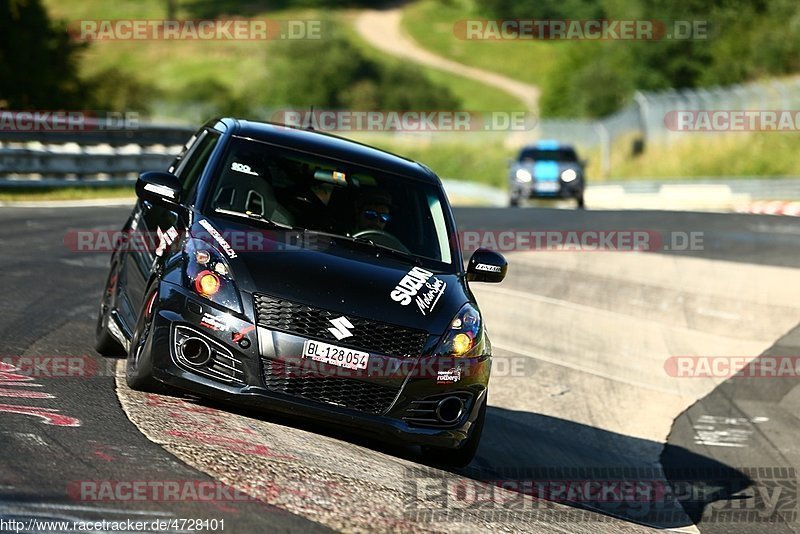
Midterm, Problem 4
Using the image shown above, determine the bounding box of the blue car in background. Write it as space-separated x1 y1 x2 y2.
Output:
508 141 586 208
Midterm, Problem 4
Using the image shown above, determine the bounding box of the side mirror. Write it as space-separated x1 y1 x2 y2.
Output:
466 248 507 283
136 171 182 208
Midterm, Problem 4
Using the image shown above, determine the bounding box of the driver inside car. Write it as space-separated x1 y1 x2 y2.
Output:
353 188 393 233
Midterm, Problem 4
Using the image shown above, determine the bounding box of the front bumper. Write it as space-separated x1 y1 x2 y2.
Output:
511 178 583 200
144 281 490 449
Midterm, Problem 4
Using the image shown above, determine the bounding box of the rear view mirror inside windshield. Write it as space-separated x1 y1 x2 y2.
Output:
313 168 347 186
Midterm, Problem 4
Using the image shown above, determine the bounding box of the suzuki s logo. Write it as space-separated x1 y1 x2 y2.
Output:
327 316 354 340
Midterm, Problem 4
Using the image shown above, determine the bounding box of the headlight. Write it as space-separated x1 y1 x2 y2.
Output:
560 169 578 182
183 238 242 313
433 303 483 358
515 168 532 183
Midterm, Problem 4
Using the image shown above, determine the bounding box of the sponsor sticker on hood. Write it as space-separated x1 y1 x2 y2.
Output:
198 219 238 259
390 266 447 316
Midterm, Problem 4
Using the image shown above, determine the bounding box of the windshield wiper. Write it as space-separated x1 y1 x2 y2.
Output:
214 208 297 230
306 230 422 265
356 237 420 265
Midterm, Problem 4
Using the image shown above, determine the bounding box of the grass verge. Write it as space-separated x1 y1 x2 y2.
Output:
365 136 509 188
342 11 526 112
43 0 525 117
401 0 564 89
610 132 800 180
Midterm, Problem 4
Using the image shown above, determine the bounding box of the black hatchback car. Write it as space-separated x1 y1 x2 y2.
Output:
95 118 507 466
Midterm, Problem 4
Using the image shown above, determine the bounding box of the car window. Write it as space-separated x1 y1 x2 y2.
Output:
206 137 456 266
167 132 198 174
175 130 220 203
519 148 578 162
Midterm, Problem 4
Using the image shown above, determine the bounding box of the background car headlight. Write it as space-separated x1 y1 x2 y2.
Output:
433 303 483 358
560 169 578 182
515 168 532 183
184 238 242 313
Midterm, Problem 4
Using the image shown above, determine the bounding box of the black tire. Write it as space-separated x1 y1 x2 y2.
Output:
421 397 487 468
509 196 520 207
576 192 585 209
125 284 164 392
95 266 125 357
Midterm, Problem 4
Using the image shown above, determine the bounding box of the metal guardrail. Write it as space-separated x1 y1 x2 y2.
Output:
0 149 176 176
0 121 193 187
0 122 194 147
3 102 800 190
529 77 800 177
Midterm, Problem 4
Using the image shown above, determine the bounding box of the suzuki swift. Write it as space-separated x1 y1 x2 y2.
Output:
95 118 508 466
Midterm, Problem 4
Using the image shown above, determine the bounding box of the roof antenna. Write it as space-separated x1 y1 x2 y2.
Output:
304 105 315 131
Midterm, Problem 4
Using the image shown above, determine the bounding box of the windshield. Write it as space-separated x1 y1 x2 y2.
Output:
205 136 454 265
519 148 578 162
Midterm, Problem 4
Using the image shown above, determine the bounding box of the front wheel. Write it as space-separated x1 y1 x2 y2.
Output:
125 286 163 392
421 397 487 468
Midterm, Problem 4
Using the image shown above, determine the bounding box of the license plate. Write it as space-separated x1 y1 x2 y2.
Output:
302 340 369 370
534 182 560 193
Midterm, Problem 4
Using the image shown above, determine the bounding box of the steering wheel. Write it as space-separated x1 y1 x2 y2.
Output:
352 229 411 254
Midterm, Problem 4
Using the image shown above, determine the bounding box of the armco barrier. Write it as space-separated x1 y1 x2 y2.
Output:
0 121 194 187
0 150 176 176
0 121 195 147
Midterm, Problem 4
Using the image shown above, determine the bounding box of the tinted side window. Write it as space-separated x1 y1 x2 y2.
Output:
174 130 220 203
167 132 199 174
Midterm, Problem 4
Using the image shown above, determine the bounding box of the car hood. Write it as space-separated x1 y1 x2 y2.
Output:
192 216 468 335
518 160 580 176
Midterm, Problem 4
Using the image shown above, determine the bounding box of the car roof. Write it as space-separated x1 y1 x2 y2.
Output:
521 140 575 151
210 118 439 184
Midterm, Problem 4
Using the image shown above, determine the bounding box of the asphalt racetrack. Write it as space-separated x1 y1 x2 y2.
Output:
1 204 798 533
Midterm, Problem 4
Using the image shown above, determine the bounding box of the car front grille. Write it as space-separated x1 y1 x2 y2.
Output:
253 293 429 358
261 359 400 415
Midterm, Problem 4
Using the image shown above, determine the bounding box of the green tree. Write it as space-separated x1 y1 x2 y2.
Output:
85 68 162 115
0 0 87 108
480 0 605 20
266 28 459 111
479 0 800 117
268 30 381 108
